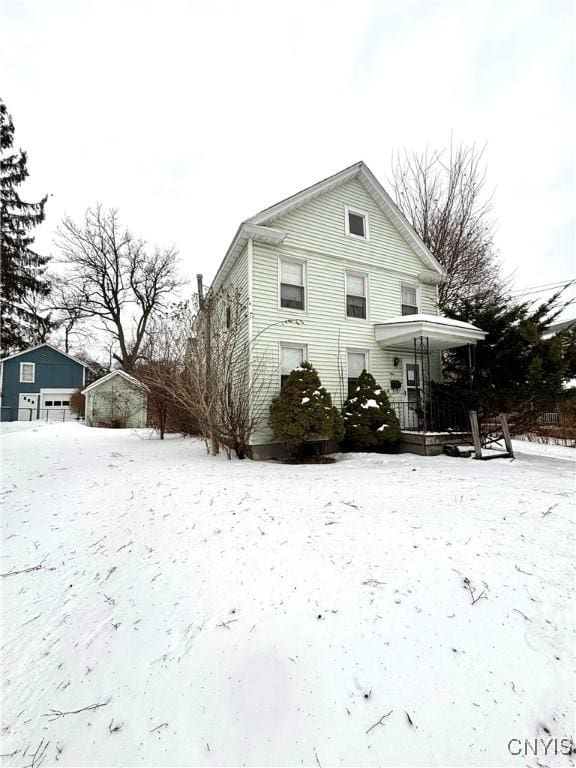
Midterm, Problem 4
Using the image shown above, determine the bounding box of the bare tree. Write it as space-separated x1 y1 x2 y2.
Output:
54 205 183 370
47 280 93 353
140 292 251 456
19 288 54 345
140 291 294 457
391 141 503 311
139 299 215 449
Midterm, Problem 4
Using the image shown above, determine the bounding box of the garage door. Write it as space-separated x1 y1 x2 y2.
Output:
40 392 75 421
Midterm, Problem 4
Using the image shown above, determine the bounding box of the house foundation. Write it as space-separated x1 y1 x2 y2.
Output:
399 430 472 456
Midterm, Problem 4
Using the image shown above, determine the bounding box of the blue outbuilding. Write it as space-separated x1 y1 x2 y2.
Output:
0 343 92 422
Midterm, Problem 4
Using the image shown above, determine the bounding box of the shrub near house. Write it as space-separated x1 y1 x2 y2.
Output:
269 362 343 455
342 370 401 451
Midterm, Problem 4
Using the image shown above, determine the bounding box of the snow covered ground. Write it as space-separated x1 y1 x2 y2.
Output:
1 423 574 767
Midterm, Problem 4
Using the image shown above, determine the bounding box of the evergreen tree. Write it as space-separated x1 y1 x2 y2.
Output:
1 99 49 352
269 361 344 453
436 289 576 419
342 369 401 451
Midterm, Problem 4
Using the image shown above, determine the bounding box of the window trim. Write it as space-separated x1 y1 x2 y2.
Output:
345 270 369 321
278 341 308 388
278 254 307 313
344 205 369 241
19 362 35 383
400 281 420 316
346 348 370 396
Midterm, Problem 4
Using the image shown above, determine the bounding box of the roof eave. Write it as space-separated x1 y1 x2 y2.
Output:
247 161 364 226
211 223 287 292
82 369 148 395
374 317 486 350
357 164 445 279
0 342 94 371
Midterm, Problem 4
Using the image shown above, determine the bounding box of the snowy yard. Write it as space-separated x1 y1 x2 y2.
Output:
1 423 574 767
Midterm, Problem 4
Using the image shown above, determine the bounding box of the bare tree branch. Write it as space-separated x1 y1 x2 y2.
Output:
43 699 110 721
391 141 503 311
54 205 184 370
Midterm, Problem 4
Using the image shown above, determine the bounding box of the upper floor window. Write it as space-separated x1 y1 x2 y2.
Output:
346 272 367 319
345 206 369 240
280 343 307 387
20 362 35 383
280 258 306 311
401 284 419 316
347 350 368 396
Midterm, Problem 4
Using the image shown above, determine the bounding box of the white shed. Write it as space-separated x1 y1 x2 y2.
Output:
83 370 148 428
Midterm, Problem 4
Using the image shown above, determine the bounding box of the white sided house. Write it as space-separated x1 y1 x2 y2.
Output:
213 161 486 458
83 370 148 429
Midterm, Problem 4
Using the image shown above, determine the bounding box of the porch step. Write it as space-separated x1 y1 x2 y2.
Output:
444 444 475 458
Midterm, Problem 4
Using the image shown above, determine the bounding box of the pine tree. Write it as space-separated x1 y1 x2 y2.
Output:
1 99 49 352
342 369 401 451
436 289 576 419
269 361 344 454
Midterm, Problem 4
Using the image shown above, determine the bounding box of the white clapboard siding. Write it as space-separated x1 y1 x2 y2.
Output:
244 177 441 446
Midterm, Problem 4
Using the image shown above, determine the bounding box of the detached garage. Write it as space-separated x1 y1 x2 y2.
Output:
83 370 148 429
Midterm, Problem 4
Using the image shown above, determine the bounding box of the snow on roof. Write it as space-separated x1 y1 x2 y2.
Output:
379 313 484 332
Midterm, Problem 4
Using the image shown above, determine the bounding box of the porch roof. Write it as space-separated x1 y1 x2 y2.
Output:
374 313 486 351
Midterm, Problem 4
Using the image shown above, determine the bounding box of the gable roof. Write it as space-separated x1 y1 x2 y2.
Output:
82 369 148 394
0 342 93 370
212 161 444 290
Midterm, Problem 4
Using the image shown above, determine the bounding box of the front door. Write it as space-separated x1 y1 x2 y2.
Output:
18 393 39 421
404 362 421 429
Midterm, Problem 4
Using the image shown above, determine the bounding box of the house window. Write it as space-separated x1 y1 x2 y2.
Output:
280 258 305 310
401 285 419 315
225 304 232 329
346 272 367 319
345 206 369 240
280 344 306 388
347 350 368 396
45 400 53 407
20 362 35 383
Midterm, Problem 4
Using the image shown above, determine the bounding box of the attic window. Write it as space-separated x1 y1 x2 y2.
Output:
20 362 35 383
345 206 368 240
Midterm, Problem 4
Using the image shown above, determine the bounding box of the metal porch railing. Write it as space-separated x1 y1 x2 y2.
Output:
392 399 470 433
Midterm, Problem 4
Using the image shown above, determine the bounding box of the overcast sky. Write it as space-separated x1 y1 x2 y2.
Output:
1 0 574 307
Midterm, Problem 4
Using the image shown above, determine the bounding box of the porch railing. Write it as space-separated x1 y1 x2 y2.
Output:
393 399 470 433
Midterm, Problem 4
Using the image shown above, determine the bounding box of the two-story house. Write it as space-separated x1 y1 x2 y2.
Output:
0 343 91 422
213 161 486 458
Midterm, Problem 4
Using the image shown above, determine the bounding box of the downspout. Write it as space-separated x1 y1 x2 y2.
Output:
197 272 217 453
196 274 204 308
247 238 254 448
